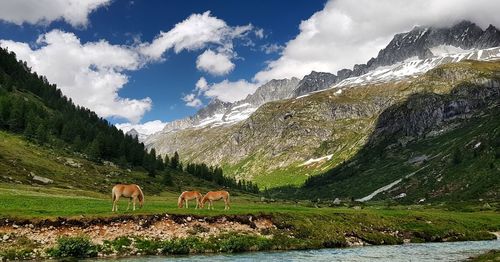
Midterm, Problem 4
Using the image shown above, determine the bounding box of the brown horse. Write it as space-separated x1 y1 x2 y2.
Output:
178 191 203 209
112 184 144 212
201 190 230 210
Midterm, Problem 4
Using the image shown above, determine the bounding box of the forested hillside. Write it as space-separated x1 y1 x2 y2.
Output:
0 47 258 193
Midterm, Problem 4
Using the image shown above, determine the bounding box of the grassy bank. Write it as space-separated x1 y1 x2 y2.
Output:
0 184 499 260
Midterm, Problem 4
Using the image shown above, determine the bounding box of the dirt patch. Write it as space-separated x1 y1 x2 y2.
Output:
0 214 276 246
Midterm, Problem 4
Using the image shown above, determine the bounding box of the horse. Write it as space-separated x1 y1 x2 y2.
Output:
201 190 230 210
178 191 203 209
112 184 144 212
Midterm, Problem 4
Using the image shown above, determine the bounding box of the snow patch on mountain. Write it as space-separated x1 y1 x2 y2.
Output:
299 154 333 166
335 47 500 88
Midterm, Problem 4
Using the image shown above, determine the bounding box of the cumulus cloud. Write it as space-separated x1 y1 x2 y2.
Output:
254 28 265 39
115 120 167 136
196 49 235 76
0 30 151 123
139 11 253 61
0 0 110 27
182 93 203 108
204 79 258 103
184 77 258 105
260 43 284 54
254 0 500 82
195 77 209 93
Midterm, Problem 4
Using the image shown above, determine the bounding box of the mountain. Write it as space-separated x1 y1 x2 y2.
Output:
126 128 139 139
294 71 337 97
148 20 500 136
146 21 500 202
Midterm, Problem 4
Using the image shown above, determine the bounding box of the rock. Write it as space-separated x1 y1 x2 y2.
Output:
333 198 341 205
186 217 192 222
2 234 9 240
407 155 428 165
483 203 492 209
64 158 82 168
394 193 407 199
29 173 53 184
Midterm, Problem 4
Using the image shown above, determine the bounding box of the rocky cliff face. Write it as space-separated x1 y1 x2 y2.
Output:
294 71 337 97
242 78 299 106
371 78 500 143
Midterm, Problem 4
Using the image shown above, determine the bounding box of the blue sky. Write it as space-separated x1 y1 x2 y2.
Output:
1 0 499 134
0 0 327 125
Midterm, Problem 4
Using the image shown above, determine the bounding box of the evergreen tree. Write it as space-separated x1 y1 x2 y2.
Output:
170 151 179 169
164 154 170 167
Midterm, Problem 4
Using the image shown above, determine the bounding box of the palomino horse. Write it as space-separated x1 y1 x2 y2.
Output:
201 190 230 210
178 191 203 209
112 184 144 212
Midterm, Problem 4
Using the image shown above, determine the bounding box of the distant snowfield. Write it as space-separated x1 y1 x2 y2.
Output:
335 46 500 88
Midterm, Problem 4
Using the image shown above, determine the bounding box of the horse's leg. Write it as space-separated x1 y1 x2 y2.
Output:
133 196 136 211
127 198 131 211
195 198 199 209
186 199 189 209
115 195 120 212
210 200 213 210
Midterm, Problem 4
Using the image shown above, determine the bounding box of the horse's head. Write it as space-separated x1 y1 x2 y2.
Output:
199 196 207 208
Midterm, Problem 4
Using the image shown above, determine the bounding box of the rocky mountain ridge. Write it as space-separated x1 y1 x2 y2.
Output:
149 20 500 136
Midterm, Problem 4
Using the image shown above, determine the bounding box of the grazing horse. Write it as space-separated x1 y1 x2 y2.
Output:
201 190 230 210
112 184 144 212
178 191 203 209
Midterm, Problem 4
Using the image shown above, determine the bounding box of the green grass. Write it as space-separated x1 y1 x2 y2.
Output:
469 250 500 262
1 183 499 259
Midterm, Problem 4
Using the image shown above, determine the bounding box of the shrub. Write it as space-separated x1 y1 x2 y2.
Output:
47 236 98 258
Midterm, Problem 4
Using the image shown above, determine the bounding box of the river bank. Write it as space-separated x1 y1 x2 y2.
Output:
0 210 498 260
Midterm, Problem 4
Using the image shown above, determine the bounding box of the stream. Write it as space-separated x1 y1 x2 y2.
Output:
89 239 499 261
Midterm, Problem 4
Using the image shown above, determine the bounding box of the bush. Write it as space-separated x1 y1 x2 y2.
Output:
47 236 98 258
217 234 272 253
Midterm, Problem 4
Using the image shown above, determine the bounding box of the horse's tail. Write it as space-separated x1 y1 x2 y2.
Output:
177 195 183 208
136 185 144 204
112 186 116 202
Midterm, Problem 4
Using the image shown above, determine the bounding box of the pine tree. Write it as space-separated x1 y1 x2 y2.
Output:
170 151 179 169
164 154 170 167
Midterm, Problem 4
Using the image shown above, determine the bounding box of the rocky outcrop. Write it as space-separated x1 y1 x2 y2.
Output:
242 78 299 107
294 71 337 97
370 78 500 142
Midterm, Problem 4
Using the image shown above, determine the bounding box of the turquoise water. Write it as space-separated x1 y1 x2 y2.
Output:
90 239 499 261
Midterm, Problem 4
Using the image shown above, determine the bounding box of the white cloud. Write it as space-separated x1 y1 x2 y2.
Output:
0 30 151 123
254 28 265 39
0 0 110 27
195 77 209 93
254 0 500 82
115 120 167 136
260 43 284 54
204 79 258 103
182 93 203 108
139 11 253 61
196 49 235 76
